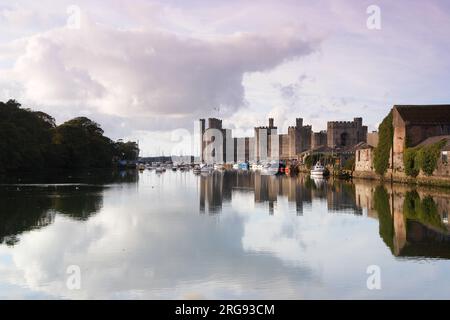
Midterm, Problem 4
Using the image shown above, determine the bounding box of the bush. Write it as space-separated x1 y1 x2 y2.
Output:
417 140 446 176
374 111 393 176
403 139 446 177
343 156 355 170
403 148 420 177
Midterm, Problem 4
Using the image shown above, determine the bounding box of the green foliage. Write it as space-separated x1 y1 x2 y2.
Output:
403 139 446 177
343 156 355 171
115 141 140 161
418 140 446 176
403 148 420 177
373 111 393 176
403 191 446 231
0 100 139 171
304 153 335 169
373 185 394 252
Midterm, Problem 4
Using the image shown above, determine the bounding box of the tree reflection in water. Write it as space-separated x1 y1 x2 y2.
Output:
0 169 138 246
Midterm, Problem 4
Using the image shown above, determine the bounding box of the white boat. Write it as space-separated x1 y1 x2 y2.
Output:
232 163 239 170
193 165 201 174
155 166 166 173
214 163 225 171
263 162 280 175
200 164 214 173
310 162 328 177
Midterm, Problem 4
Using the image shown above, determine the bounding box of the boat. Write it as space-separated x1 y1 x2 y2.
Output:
232 163 239 170
310 162 328 177
214 163 225 171
137 163 145 171
172 164 178 171
264 162 280 175
155 166 166 173
238 162 249 170
193 165 201 174
200 164 214 173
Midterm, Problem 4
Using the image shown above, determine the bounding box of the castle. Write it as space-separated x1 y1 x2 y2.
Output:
199 116 368 163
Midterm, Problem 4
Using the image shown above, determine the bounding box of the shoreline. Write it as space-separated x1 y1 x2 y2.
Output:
352 170 450 189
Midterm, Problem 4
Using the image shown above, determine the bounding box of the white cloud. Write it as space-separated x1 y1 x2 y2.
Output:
4 12 318 130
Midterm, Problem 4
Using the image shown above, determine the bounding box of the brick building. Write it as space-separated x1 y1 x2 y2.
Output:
392 105 450 171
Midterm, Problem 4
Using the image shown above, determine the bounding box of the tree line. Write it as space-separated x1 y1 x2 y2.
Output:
0 100 139 172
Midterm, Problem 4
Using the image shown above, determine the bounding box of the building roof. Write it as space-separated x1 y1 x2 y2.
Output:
353 141 374 151
415 135 450 151
394 105 450 124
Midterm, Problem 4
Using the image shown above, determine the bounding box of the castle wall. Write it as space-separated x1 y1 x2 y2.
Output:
311 131 327 149
327 118 367 148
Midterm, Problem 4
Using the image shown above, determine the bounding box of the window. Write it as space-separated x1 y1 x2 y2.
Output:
442 151 448 164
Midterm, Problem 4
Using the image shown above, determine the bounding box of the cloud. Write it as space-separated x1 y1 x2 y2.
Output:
5 12 319 132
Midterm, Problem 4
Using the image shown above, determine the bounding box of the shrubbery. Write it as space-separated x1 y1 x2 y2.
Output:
373 111 393 176
403 148 420 177
403 140 446 177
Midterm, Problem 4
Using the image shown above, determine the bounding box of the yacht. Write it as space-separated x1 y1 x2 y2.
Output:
238 162 249 170
214 163 225 171
155 165 166 173
310 162 328 177
193 165 201 174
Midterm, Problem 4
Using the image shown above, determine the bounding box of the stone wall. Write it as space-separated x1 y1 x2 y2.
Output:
311 131 327 149
355 148 374 172
327 117 367 148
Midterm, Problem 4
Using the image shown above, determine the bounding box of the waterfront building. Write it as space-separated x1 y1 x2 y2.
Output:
392 105 450 172
354 105 450 184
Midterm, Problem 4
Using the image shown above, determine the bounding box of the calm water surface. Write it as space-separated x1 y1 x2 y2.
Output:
0 169 449 299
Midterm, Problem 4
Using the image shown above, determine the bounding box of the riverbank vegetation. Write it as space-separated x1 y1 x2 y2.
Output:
373 111 393 176
403 139 446 177
0 100 139 172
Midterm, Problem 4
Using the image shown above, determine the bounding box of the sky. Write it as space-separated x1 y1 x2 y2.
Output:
1 0 450 156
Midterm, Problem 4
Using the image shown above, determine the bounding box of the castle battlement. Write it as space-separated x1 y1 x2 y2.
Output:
255 126 277 130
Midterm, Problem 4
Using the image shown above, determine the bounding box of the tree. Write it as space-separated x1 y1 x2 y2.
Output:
114 141 139 161
0 100 140 171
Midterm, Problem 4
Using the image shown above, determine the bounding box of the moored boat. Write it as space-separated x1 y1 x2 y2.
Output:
310 162 328 177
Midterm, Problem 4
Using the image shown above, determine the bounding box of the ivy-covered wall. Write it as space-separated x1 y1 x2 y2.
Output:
373 111 393 176
403 139 446 177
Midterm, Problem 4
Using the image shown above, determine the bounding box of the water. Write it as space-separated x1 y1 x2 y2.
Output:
0 169 449 299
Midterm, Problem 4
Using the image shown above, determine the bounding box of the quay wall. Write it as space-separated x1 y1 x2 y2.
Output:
353 171 450 188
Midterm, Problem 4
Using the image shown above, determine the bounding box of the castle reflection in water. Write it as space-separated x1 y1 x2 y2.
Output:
198 171 450 259
199 171 363 216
